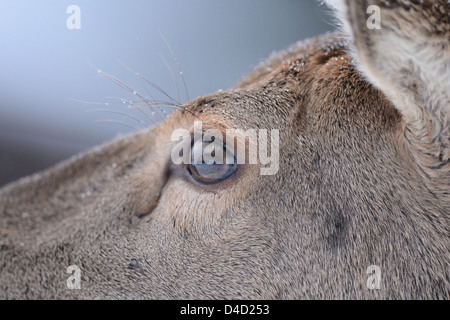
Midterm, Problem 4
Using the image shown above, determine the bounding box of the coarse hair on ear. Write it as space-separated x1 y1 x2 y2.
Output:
326 0 450 199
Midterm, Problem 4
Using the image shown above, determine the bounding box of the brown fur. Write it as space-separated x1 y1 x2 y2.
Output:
0 1 448 299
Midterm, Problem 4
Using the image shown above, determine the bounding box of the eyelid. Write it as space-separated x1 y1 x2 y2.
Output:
189 121 229 137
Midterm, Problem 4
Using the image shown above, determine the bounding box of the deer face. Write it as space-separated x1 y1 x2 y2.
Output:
0 1 448 299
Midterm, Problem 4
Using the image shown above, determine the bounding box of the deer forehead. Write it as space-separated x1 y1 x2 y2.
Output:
169 33 401 141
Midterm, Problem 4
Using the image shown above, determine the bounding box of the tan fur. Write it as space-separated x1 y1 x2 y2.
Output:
0 1 448 299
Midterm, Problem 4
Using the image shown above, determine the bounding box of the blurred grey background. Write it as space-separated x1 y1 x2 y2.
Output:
0 0 334 186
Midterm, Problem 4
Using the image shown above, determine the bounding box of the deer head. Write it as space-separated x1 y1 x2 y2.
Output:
0 0 448 299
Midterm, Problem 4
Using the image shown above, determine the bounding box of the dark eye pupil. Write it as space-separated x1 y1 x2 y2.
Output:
188 162 236 184
188 141 237 184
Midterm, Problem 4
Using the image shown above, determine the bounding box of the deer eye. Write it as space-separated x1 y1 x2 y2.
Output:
187 139 237 185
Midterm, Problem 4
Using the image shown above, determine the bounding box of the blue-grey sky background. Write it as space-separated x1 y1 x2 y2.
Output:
0 0 335 186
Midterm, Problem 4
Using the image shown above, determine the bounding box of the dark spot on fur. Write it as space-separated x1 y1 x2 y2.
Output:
128 259 146 275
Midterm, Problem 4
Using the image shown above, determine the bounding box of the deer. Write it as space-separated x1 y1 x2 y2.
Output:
0 0 448 299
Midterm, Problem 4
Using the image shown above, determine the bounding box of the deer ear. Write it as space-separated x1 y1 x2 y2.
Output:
327 0 450 184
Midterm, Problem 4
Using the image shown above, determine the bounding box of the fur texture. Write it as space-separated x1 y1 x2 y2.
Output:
0 1 448 299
